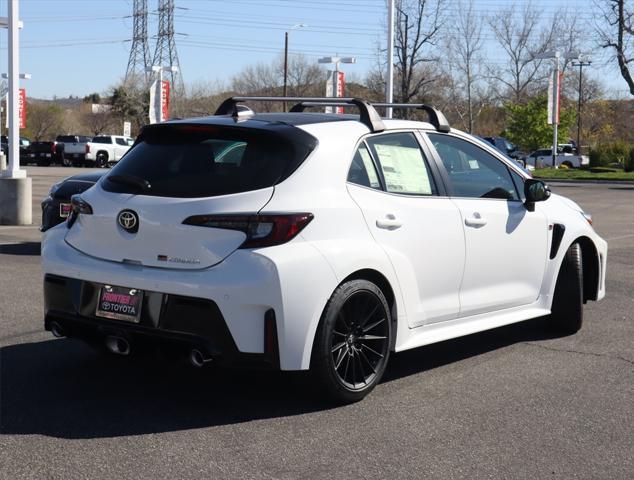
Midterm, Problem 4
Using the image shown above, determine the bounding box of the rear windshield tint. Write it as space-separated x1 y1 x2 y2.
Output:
56 136 77 143
101 123 316 198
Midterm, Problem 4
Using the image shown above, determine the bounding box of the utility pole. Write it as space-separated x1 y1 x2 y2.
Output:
283 23 307 111
386 0 395 118
571 57 591 154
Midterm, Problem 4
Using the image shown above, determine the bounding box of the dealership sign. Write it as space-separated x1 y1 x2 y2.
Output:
149 80 171 123
325 71 345 114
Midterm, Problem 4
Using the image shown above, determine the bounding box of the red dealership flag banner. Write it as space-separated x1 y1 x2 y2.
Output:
161 80 170 122
18 88 26 129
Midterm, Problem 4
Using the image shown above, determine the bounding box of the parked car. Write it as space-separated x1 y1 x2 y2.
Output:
55 135 92 167
482 136 527 162
1 135 32 162
41 96 607 403
41 171 105 231
85 135 135 167
525 148 590 169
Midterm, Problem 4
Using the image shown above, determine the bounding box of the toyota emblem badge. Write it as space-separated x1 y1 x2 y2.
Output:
118 210 139 233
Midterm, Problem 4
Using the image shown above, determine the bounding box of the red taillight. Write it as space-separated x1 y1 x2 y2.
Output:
67 194 93 228
183 213 314 248
85 144 90 154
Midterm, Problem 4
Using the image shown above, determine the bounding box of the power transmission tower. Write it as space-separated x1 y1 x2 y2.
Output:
124 0 151 85
152 0 183 91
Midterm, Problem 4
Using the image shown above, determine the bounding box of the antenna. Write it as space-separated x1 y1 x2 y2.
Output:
152 0 183 92
124 0 151 85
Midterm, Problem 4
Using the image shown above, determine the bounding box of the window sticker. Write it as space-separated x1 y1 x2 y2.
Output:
468 159 480 169
374 144 432 194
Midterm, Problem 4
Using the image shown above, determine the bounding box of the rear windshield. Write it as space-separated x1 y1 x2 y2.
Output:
92 136 112 144
101 123 316 198
56 136 77 143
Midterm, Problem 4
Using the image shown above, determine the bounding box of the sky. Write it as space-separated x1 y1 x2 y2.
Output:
0 0 629 100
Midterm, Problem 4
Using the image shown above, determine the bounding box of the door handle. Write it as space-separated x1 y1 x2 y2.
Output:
376 214 402 230
464 212 487 227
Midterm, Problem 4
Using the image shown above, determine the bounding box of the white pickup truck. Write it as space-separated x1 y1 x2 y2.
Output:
56 135 92 167
85 135 135 167
525 147 590 169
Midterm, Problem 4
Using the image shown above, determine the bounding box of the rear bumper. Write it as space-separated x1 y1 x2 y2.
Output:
44 274 279 367
41 226 338 370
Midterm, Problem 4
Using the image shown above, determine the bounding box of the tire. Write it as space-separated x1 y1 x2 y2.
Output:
549 243 584 334
96 152 108 168
311 279 392 403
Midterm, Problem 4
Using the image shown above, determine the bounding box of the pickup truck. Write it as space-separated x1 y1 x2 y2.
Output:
55 135 92 167
525 148 590 169
85 135 135 167
26 141 64 166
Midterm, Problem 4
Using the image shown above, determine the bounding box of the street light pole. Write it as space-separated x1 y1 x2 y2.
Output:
572 58 591 154
386 0 395 118
6 0 23 179
533 49 579 168
0 0 32 226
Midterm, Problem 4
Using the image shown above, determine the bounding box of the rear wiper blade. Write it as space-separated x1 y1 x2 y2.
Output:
107 174 151 191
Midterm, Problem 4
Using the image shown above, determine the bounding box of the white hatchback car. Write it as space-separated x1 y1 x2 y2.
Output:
42 97 607 403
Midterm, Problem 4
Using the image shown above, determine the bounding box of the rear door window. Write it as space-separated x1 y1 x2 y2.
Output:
365 132 436 195
101 124 316 198
347 143 381 189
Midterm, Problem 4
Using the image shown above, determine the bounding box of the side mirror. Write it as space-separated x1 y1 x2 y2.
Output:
524 179 551 210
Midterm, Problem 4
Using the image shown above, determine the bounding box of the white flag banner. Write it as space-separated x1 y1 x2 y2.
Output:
547 70 561 125
148 80 161 124
324 71 336 114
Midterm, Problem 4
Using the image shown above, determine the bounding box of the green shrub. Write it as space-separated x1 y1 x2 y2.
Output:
626 148 634 173
607 141 630 165
589 147 609 167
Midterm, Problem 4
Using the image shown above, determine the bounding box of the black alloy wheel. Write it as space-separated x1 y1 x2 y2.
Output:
549 242 584 334
312 279 392 403
96 152 108 168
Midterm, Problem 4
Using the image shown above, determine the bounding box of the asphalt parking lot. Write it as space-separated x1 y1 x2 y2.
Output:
1 167 633 479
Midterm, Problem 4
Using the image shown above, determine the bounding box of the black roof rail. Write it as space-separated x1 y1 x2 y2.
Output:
293 101 451 133
372 103 450 133
214 96 385 133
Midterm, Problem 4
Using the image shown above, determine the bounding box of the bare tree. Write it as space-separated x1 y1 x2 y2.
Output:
597 0 634 95
446 0 484 132
232 55 325 111
394 0 445 117
487 2 557 102
25 103 65 141
82 110 115 136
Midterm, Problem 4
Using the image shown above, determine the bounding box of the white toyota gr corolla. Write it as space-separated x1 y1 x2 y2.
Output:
42 97 607 402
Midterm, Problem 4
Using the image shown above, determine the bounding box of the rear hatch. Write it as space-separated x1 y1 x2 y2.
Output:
65 121 316 269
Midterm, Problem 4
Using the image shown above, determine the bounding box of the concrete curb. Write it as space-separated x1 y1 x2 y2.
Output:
538 178 634 186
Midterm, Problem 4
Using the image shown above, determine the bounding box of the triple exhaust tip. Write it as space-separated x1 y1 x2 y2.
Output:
189 348 213 368
50 321 65 338
53 327 211 367
105 335 131 356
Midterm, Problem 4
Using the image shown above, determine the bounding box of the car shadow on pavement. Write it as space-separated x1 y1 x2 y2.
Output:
0 317 561 439
0 242 41 256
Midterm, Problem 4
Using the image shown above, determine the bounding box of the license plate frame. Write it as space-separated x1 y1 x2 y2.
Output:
59 203 72 218
95 284 144 322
